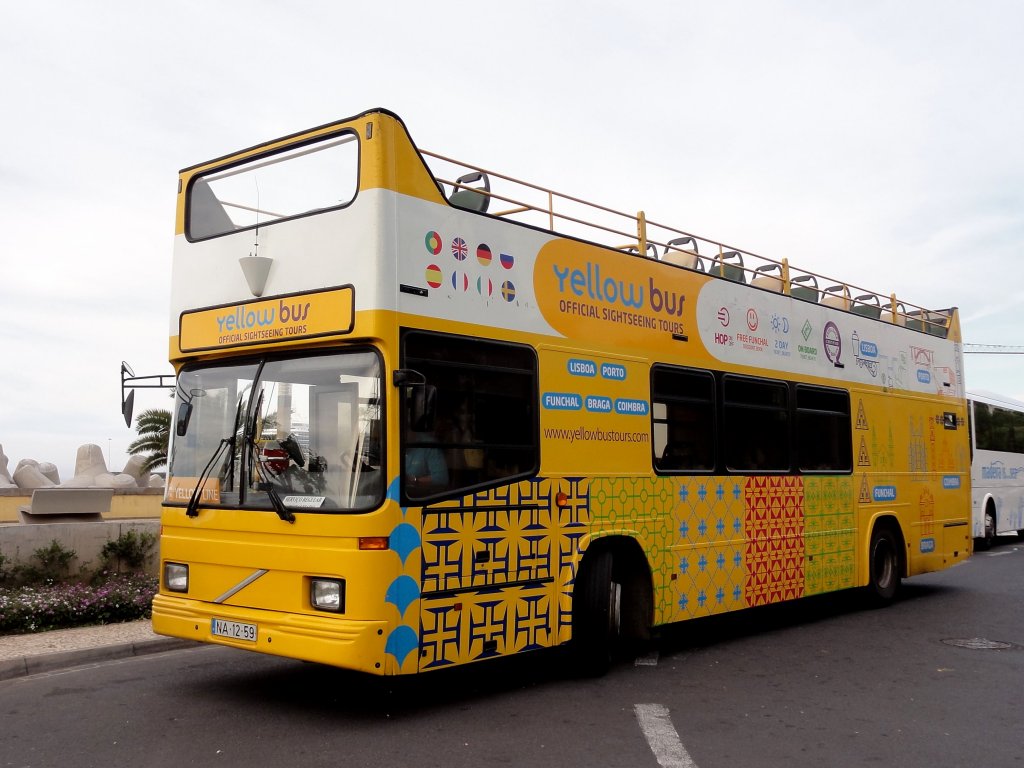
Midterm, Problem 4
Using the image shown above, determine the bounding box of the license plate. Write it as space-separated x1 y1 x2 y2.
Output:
211 618 258 642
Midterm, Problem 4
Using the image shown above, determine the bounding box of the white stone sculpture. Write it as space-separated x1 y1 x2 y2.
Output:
2 442 163 492
13 461 56 489
38 462 60 485
121 455 152 488
0 444 15 488
73 444 109 481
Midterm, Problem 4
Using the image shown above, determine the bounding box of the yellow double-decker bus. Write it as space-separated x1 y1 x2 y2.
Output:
153 108 971 675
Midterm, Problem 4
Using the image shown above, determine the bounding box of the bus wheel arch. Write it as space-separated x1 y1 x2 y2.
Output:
865 517 905 606
571 535 652 674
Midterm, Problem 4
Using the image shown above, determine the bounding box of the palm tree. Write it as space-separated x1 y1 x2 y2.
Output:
127 408 171 473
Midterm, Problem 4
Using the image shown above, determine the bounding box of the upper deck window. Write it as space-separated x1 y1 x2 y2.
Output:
187 131 359 241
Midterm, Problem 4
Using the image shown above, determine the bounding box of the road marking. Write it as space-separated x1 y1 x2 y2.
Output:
634 703 698 768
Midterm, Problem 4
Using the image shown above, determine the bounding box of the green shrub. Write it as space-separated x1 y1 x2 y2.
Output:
14 539 78 584
100 530 157 573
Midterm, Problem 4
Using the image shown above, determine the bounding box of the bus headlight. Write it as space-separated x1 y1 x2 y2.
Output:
164 562 189 593
310 578 345 613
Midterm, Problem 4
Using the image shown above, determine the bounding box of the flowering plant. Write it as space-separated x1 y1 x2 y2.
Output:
0 574 158 635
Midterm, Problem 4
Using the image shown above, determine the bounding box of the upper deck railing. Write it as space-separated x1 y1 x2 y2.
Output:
422 149 952 338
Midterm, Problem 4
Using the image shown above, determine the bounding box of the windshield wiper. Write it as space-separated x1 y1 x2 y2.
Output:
246 389 295 524
185 438 231 518
185 392 245 519
257 481 295 523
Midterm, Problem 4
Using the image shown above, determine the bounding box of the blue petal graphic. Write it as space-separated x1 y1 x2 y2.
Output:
386 475 401 503
385 625 419 668
389 522 420 566
384 574 419 618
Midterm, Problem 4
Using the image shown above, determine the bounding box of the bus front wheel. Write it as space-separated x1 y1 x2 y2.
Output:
866 526 901 605
978 504 996 550
571 549 621 676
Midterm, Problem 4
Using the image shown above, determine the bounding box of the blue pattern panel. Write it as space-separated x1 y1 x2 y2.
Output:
419 477 590 667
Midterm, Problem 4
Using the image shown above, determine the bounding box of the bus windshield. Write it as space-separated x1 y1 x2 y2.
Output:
187 130 359 240
168 350 383 512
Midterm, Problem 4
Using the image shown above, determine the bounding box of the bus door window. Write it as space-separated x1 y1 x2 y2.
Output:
401 332 538 501
404 387 449 492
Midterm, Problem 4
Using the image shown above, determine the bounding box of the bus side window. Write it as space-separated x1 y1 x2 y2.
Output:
652 366 715 473
723 375 789 473
795 385 852 472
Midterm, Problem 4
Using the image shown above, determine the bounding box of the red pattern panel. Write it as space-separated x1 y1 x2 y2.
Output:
744 476 805 606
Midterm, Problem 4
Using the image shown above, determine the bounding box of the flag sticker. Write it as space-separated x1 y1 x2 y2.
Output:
452 271 469 291
477 276 493 296
477 243 492 266
452 237 468 261
425 231 442 255
501 280 516 302
500 252 515 269
425 264 442 288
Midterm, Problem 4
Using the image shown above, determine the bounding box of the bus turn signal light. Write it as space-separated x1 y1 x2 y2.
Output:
358 536 389 550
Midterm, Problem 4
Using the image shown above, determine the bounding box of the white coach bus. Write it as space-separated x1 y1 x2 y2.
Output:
969 390 1024 548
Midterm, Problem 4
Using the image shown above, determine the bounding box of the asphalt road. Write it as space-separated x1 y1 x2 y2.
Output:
3 540 1023 768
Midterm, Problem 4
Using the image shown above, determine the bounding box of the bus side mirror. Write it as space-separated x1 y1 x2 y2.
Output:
122 389 136 429
176 401 194 437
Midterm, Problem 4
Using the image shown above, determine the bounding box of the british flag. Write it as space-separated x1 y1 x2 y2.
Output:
452 237 468 261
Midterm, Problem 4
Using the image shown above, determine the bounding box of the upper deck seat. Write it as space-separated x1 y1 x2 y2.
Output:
790 274 819 302
449 171 491 213
709 250 745 283
821 284 851 310
661 236 703 271
750 263 783 292
851 293 882 319
880 301 907 326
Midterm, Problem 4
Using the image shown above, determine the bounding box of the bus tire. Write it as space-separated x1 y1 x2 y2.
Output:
978 503 996 550
571 549 621 676
866 526 901 606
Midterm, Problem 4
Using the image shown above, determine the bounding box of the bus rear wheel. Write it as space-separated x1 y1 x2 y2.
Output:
866 526 901 605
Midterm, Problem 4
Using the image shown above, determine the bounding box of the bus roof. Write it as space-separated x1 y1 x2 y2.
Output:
968 390 1024 410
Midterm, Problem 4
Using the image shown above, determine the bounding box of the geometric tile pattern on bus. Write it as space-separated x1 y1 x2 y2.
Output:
414 472 860 670
589 476 680 620
743 475 805 607
418 476 589 669
670 478 746 621
803 476 856 594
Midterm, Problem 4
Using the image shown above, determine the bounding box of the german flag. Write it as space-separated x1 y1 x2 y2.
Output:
477 243 492 266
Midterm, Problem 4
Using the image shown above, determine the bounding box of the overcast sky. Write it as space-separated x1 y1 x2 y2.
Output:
2 1 1022 480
